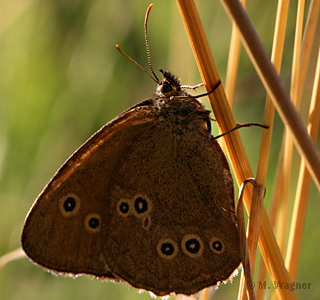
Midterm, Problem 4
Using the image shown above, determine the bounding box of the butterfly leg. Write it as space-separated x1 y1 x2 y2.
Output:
181 82 204 90
206 116 212 138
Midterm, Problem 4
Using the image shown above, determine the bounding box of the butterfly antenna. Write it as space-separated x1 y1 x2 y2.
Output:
115 45 158 83
144 4 159 82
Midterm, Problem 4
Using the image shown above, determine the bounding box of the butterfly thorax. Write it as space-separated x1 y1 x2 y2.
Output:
152 69 210 133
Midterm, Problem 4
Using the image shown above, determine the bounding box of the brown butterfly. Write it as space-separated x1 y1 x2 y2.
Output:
21 4 242 297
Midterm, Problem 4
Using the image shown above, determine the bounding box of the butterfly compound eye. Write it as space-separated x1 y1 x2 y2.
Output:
157 80 173 96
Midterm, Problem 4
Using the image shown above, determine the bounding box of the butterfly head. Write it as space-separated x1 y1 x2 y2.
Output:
156 69 183 97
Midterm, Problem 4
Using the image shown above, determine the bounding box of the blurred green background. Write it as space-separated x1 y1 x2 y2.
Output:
0 0 319 299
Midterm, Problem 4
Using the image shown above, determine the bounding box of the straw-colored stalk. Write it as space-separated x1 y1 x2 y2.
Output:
255 0 290 297
239 0 291 298
258 0 320 299
285 44 320 280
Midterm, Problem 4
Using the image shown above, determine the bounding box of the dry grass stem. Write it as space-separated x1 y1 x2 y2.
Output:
255 1 290 298
0 248 25 269
231 3 251 299
296 0 320 103
225 23 241 105
290 0 305 105
248 0 289 274
225 0 247 106
199 288 211 300
277 0 306 258
285 0 320 280
237 180 259 300
285 45 320 281
222 0 247 155
283 0 320 282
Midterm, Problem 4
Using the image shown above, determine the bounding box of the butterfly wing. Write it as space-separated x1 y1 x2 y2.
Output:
22 100 241 296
